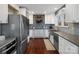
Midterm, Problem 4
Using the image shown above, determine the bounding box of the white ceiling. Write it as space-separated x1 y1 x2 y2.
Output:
18 4 63 14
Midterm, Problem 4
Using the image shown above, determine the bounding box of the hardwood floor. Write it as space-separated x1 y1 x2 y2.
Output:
25 38 59 54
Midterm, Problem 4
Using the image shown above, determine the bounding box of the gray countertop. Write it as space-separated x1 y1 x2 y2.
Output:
53 31 79 47
0 37 16 49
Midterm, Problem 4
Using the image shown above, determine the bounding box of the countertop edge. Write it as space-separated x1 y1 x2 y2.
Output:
53 31 79 47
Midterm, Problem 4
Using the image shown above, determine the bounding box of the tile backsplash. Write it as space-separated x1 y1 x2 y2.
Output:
58 23 79 36
74 24 79 35
29 24 55 29
58 27 69 33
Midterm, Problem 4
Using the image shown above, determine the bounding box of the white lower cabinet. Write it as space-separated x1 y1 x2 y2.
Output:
59 36 79 54
29 29 49 38
50 35 54 45
59 36 65 54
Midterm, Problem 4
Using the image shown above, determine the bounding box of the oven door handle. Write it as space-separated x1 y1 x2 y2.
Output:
1 43 16 54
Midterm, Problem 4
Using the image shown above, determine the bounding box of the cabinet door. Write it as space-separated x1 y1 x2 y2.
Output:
0 4 8 23
65 4 78 22
45 14 55 24
64 39 79 54
50 35 54 45
59 36 65 54
45 29 49 37
29 15 33 24
59 36 79 54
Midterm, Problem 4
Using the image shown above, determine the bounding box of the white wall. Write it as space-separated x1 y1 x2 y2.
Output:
45 14 55 24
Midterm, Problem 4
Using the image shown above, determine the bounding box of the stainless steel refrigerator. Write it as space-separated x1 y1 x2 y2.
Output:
2 14 29 54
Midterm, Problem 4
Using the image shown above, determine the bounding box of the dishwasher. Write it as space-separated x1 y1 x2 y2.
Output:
54 33 59 50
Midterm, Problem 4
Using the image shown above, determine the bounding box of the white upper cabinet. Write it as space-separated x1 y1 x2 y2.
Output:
29 29 49 38
45 14 55 24
0 4 8 23
77 5 79 21
65 4 79 23
29 14 33 24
